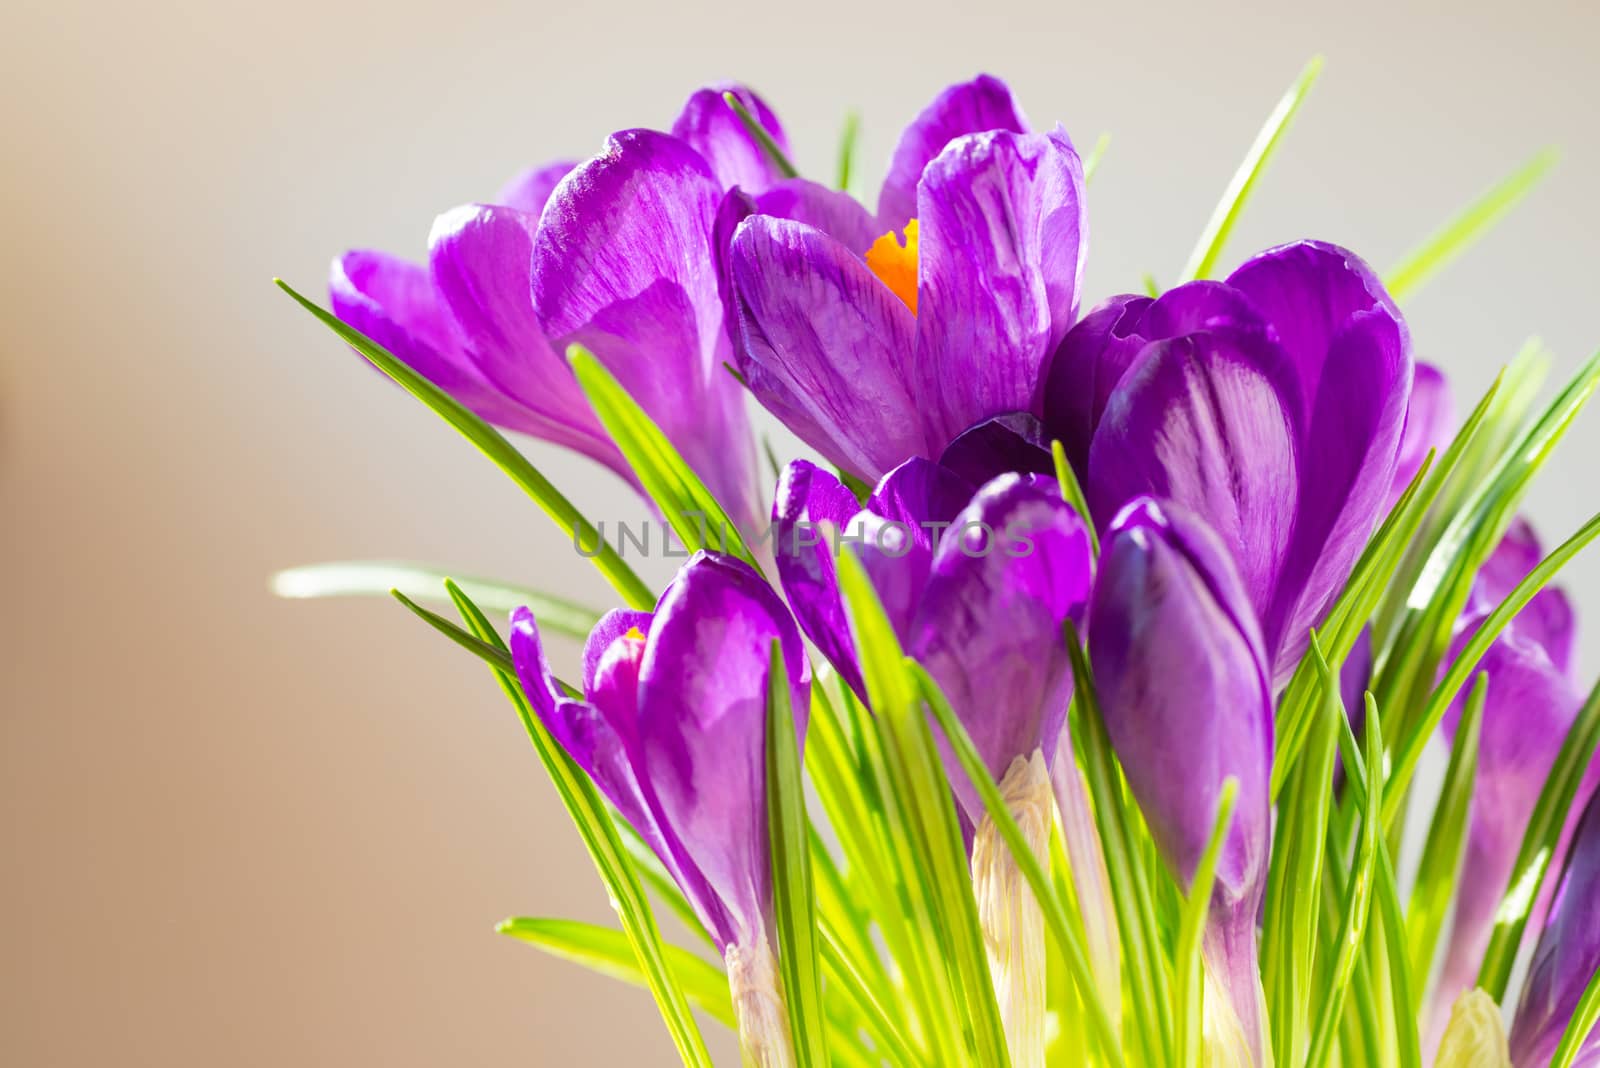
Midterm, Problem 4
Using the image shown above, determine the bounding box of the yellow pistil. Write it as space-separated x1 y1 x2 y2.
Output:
623 625 646 642
865 218 919 313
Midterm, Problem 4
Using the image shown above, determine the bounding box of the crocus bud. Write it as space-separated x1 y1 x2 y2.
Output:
1090 497 1274 1066
1510 788 1600 1067
510 551 809 1065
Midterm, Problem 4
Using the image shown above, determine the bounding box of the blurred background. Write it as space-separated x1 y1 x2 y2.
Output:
5 0 1599 1063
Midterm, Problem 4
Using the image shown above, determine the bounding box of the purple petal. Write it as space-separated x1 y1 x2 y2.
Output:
533 129 757 523
330 250 538 431
1511 790 1600 1067
1465 519 1577 677
1041 294 1153 474
494 159 579 218
636 552 810 947
936 413 1057 489
877 74 1029 232
1226 240 1403 423
729 215 925 482
1089 498 1273 1058
1087 329 1301 627
772 461 864 696
909 475 1093 822
913 129 1086 447
753 178 881 256
1390 361 1453 510
671 83 791 194
582 608 655 695
1266 305 1411 679
427 204 623 465
855 457 976 637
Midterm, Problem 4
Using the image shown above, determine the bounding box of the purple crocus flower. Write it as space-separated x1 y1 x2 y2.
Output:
728 76 1086 484
1429 519 1596 1044
1511 788 1600 1068
1089 497 1274 1065
331 85 788 526
1052 242 1413 684
509 550 808 1062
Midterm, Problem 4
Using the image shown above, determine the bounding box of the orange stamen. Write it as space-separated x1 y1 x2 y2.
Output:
865 219 919 314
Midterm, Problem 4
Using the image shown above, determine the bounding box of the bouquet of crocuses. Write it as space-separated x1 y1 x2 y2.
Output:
275 62 1600 1068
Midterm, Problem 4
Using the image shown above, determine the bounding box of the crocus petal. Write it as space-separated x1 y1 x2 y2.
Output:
427 204 624 465
730 215 924 482
533 128 757 522
672 83 792 194
1390 361 1453 510
1511 789 1600 1067
1468 519 1577 677
1041 294 1153 474
772 460 865 696
494 159 578 217
913 129 1087 447
908 475 1093 822
936 413 1057 489
1226 240 1403 420
752 178 882 256
1087 330 1301 625
877 74 1029 232
1266 305 1410 678
330 250 539 432
1089 498 1273 1062
856 457 976 637
637 552 810 948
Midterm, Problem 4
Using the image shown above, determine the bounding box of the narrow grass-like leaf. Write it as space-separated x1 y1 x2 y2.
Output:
836 549 1010 1065
765 641 829 1065
1179 56 1324 282
390 589 515 672
817 925 923 1067
1306 694 1386 1068
1404 672 1485 1007
1387 509 1600 824
724 91 800 179
1264 634 1342 1068
614 817 714 949
1551 960 1600 1068
445 584 712 1068
1477 676 1600 999
272 560 602 637
496 917 735 1030
1384 148 1560 302
275 280 654 610
836 111 860 192
1082 132 1111 184
568 345 759 570
1065 622 1173 1067
1174 778 1239 1068
1050 440 1099 556
909 660 1123 1066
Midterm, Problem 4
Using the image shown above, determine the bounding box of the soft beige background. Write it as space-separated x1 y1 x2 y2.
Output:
4 0 1599 1063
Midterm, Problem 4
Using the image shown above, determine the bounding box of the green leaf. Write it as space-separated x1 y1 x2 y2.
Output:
390 589 515 673
817 924 923 1067
1551 958 1600 1068
1050 440 1099 556
568 345 759 569
444 583 713 1068
497 917 734 1030
1174 778 1239 1068
1082 133 1111 184
1179 56 1324 282
909 660 1123 1067
723 90 800 179
835 548 1010 1065
272 560 602 638
1264 634 1343 1068
1384 147 1560 302
275 280 654 611
764 641 829 1065
836 111 861 192
1404 672 1485 1009
1065 623 1174 1067
1306 694 1386 1068
1476 675 1600 999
